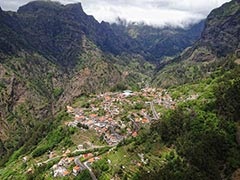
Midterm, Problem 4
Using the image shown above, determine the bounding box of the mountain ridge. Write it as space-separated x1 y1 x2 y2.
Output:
0 0 205 64
153 0 240 87
0 1 239 179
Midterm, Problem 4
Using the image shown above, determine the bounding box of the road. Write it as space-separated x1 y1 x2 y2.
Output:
127 115 140 131
150 101 159 120
75 157 86 169
73 156 98 180
142 112 152 122
83 161 97 180
75 156 97 180
72 145 106 153
41 155 60 164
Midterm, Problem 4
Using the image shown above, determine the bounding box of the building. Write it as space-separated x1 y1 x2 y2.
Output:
73 166 81 176
123 90 133 97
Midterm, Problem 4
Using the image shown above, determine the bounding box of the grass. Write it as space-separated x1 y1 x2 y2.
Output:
95 144 141 178
72 96 90 108
71 129 104 146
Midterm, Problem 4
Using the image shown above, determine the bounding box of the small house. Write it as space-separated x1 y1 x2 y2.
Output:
73 166 81 176
123 90 133 97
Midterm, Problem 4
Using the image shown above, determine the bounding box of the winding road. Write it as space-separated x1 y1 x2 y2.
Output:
75 156 97 180
150 101 159 120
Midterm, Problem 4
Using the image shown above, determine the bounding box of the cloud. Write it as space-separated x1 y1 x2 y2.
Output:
79 0 230 27
0 0 231 27
80 1 204 27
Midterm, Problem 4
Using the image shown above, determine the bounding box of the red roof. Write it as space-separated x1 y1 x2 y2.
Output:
142 118 149 123
99 117 105 121
90 114 98 118
73 166 81 171
105 96 111 101
83 153 93 158
88 158 95 163
132 131 138 137
83 154 88 158
63 170 70 176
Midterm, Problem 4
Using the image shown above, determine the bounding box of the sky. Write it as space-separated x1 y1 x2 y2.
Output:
0 0 231 27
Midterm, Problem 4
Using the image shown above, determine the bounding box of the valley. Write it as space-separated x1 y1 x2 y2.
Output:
1 65 240 179
0 86 202 179
0 0 240 179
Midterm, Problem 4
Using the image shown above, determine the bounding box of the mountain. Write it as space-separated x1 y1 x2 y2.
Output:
0 0 201 163
0 1 204 65
1 0 239 179
153 0 240 87
0 0 205 125
199 0 240 58
0 0 152 164
110 20 205 61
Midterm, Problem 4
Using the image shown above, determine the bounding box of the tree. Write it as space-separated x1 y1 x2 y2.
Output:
74 169 92 180
215 78 240 121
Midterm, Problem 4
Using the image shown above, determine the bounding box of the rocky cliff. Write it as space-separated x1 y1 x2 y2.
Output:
153 0 240 87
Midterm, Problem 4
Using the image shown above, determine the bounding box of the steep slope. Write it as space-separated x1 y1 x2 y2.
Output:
12 1 142 66
0 52 65 164
17 1 99 67
11 1 204 65
57 36 155 105
0 1 155 164
199 0 240 57
0 1 239 179
153 0 240 87
110 20 205 61
0 8 28 56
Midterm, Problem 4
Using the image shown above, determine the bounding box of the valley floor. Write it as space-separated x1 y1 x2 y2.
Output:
1 68 240 180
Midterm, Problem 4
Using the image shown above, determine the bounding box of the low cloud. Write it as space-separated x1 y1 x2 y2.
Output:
0 0 230 27
79 0 230 27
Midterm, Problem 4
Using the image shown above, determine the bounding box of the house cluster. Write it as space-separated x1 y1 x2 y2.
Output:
66 89 177 145
52 156 78 177
66 91 139 145
155 93 176 109
67 106 125 145
52 150 100 177
141 87 176 109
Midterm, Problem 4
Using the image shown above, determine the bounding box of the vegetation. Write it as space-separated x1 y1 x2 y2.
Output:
0 0 240 179
214 67 240 121
74 169 92 180
31 126 74 158
92 158 110 179
1 65 240 179
141 66 240 179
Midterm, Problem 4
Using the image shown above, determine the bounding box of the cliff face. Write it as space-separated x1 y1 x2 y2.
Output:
181 0 240 62
16 2 98 67
199 0 240 57
153 0 240 87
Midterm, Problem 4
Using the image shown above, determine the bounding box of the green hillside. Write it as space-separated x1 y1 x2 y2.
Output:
0 0 240 179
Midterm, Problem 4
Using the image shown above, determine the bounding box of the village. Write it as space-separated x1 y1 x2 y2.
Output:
42 88 179 178
27 88 199 178
66 88 176 146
